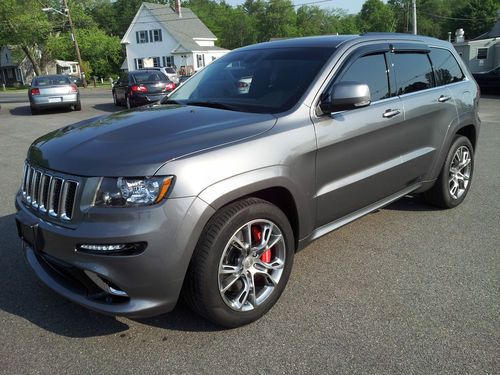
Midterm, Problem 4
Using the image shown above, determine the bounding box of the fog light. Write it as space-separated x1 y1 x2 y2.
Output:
77 242 147 255
80 244 126 251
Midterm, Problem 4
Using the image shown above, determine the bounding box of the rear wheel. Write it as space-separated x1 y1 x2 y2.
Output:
184 198 294 328
424 135 474 208
73 100 82 111
126 95 132 109
113 92 119 106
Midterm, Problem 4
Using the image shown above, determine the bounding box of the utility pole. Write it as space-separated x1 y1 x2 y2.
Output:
412 0 417 35
62 0 87 87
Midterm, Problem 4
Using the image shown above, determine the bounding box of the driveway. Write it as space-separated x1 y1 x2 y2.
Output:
0 91 498 374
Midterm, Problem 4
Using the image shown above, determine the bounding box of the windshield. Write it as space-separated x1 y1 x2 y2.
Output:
33 76 71 86
166 47 335 113
132 71 168 83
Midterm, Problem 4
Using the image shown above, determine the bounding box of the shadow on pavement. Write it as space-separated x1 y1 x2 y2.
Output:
93 103 122 113
0 213 221 336
9 106 72 117
384 195 441 212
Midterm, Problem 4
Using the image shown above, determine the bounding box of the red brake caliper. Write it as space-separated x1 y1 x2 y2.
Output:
252 225 271 263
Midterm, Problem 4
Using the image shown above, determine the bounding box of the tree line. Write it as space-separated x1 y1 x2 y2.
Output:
0 0 498 79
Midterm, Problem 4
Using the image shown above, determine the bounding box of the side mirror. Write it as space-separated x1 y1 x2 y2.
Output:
320 82 371 114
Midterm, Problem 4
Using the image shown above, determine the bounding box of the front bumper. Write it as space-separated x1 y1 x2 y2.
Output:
15 193 215 318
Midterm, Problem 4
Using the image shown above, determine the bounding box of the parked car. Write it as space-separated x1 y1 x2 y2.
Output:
15 34 479 328
112 70 176 108
473 66 500 94
28 75 81 115
68 75 84 87
142 66 179 84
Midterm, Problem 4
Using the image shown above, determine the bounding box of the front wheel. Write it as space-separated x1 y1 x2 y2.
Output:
183 198 294 328
424 135 474 208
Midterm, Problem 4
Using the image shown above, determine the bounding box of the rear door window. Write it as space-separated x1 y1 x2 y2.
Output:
338 53 390 102
429 48 464 85
392 53 434 95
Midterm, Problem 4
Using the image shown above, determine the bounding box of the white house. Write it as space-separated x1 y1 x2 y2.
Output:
121 2 230 74
453 10 500 73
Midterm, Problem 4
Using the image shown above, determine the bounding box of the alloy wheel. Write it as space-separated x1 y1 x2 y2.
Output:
218 219 286 312
449 145 472 199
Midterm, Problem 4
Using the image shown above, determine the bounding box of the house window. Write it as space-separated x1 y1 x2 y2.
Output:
196 54 205 69
153 29 162 42
477 48 487 60
7 68 13 79
152 57 160 67
135 58 144 69
136 30 149 44
162 56 174 67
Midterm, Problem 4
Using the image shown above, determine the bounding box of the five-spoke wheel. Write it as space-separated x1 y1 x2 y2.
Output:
424 134 474 208
184 198 294 328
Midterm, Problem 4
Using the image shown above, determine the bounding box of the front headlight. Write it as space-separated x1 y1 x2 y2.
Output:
94 176 174 207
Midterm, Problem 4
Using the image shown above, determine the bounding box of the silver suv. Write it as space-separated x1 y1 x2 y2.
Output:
15 34 480 327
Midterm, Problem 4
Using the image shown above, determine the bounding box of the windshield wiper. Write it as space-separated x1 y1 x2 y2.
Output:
186 101 240 112
161 98 184 105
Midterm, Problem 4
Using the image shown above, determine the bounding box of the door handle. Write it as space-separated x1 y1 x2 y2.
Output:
438 95 451 102
383 109 401 118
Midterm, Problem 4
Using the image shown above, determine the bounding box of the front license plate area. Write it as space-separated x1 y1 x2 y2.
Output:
48 97 62 103
16 217 43 252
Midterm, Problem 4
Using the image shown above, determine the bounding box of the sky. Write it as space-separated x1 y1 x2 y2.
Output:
224 0 368 14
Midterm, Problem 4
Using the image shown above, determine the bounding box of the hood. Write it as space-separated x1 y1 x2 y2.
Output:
28 104 276 177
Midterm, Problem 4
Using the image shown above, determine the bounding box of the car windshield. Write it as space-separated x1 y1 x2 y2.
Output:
132 71 168 83
166 47 335 113
165 67 176 74
33 76 71 86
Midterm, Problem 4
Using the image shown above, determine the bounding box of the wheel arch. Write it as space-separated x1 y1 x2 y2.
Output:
198 168 314 251
456 124 477 150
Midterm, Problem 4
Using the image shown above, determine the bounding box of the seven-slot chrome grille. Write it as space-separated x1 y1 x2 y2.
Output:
21 162 79 221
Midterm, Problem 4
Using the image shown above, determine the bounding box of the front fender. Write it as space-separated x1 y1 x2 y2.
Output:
198 165 315 241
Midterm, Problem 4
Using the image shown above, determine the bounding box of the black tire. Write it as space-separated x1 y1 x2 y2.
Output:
74 100 82 111
424 135 474 208
126 95 132 109
112 92 119 106
30 105 39 115
183 198 295 328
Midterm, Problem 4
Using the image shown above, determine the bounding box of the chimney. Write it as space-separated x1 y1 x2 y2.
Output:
175 0 182 18
455 28 465 43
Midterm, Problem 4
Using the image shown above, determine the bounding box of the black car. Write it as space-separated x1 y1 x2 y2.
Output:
473 66 500 94
112 70 177 108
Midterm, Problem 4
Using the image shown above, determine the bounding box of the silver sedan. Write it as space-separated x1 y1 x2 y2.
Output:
29 75 81 115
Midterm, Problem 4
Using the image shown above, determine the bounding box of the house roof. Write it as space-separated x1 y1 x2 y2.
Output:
123 2 227 53
472 17 500 40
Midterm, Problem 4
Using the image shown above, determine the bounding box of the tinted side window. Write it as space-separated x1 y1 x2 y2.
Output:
339 54 390 102
392 53 434 95
429 48 464 86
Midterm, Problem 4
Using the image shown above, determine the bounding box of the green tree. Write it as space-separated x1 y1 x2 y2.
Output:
450 0 500 39
359 0 396 32
47 27 122 78
0 0 53 75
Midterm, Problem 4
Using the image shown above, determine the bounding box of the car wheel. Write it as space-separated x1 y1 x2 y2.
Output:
30 105 39 115
424 135 474 208
74 100 82 111
126 95 132 109
184 198 294 328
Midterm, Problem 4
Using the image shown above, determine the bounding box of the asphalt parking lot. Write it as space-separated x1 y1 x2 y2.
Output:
0 90 498 374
